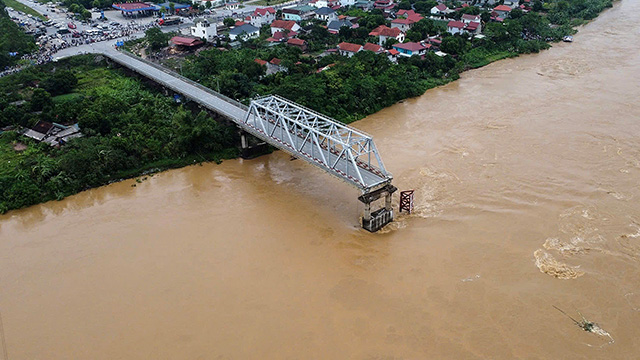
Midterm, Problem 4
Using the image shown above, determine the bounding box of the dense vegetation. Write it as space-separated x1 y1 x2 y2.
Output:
0 55 238 213
178 2 594 123
0 0 614 213
0 0 37 68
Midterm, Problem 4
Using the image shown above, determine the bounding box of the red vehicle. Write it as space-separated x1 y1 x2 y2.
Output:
67 22 76 29
158 17 180 26
72 31 81 37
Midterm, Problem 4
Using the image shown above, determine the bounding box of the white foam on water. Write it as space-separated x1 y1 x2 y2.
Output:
533 249 584 279
461 274 480 282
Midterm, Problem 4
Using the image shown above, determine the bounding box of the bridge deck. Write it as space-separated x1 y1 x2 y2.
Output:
101 49 392 192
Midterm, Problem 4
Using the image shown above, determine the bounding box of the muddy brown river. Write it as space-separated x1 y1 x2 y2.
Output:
2 2 640 358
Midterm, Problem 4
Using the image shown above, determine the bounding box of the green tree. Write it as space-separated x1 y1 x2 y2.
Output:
169 1 175 13
145 27 169 50
509 8 524 19
398 0 411 10
440 35 469 56
223 17 234 27
383 37 398 49
41 70 78 96
30 88 52 111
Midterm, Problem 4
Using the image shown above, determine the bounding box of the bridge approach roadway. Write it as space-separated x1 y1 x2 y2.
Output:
99 48 396 231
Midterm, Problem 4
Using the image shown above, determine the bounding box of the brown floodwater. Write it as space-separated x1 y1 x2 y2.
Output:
2 2 640 358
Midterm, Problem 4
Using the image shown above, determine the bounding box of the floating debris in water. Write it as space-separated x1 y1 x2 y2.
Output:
461 274 480 282
553 306 614 345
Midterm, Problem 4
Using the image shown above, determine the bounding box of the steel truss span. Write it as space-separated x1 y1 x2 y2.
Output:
243 95 393 192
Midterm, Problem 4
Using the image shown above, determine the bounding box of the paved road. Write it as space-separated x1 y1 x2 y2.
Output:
104 47 248 121
51 37 390 191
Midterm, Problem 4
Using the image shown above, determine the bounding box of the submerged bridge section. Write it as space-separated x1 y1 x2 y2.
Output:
102 49 396 231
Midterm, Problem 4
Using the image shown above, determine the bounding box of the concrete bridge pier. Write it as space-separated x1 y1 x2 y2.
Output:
358 184 398 232
239 130 269 159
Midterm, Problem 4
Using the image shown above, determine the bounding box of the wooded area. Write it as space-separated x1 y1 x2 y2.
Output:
0 55 237 213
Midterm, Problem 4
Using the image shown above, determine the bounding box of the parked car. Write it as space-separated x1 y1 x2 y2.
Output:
68 22 76 29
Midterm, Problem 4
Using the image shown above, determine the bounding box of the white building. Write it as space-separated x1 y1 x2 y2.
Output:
199 0 223 8
249 7 276 28
191 17 217 41
430 4 452 19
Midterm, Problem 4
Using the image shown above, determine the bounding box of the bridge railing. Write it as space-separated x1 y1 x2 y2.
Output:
115 49 249 111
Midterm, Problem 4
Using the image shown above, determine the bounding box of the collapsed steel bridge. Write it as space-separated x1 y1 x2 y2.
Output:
105 49 396 231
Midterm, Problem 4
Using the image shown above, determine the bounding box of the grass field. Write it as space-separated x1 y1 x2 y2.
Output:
0 132 33 177
4 0 47 20
467 51 518 69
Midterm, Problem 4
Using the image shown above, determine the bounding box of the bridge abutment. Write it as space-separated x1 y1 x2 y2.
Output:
359 184 398 232
239 130 269 159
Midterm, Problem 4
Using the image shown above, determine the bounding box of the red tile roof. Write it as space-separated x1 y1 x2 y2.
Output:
393 42 426 52
435 3 447 11
235 20 246 26
171 36 203 47
253 7 275 16
272 31 286 40
112 2 155 11
493 5 512 11
270 58 282 65
254 59 268 65
447 20 465 29
363 42 382 52
407 13 423 22
271 20 297 30
391 18 413 25
461 14 480 21
465 21 479 31
338 42 363 53
287 38 306 46
369 25 402 37
396 9 416 17
387 49 399 55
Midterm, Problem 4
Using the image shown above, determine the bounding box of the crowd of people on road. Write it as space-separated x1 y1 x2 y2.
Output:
1 17 160 78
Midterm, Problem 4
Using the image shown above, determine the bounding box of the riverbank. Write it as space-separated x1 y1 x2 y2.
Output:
0 0 615 213
0 55 238 213
161 0 613 124
1 0 638 357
